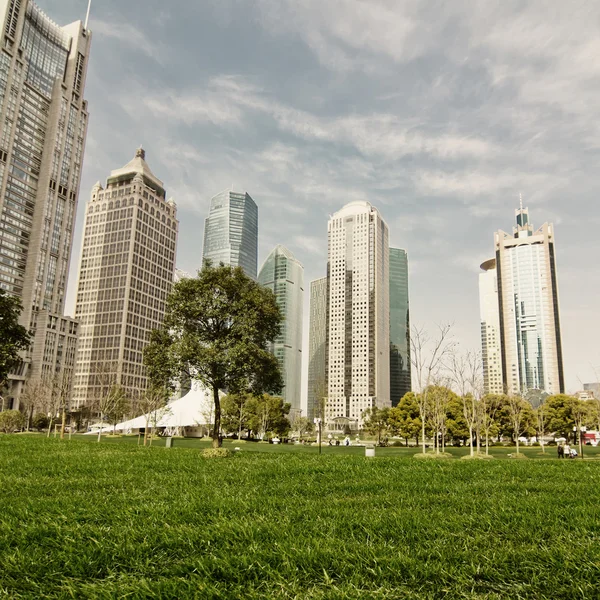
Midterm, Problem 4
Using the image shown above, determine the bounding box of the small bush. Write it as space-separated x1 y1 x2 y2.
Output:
0 410 25 433
414 452 453 460
508 452 528 459
32 413 50 431
461 453 494 460
202 448 233 458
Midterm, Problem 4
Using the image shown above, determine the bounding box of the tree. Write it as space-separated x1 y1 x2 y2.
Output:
52 369 74 440
0 290 30 410
221 393 251 439
246 394 291 439
480 393 504 454
105 386 130 435
570 397 591 458
32 413 49 431
535 402 547 453
544 394 577 439
0 409 25 433
427 385 458 453
19 377 48 431
362 406 390 445
149 263 284 448
506 396 535 453
88 361 120 442
293 416 313 441
410 323 455 453
388 393 421 445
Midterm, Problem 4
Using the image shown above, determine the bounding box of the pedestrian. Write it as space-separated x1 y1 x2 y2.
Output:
570 447 578 459
557 444 564 459
564 443 571 458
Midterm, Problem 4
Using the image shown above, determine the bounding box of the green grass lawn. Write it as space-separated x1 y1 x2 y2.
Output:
1 436 599 599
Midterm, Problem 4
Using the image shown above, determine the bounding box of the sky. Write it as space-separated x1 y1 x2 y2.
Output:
43 0 600 398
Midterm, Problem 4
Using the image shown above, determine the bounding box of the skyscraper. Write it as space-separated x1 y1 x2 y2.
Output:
492 202 564 396
307 277 327 422
389 248 411 405
325 201 390 430
257 245 303 415
0 1 92 408
202 189 258 278
479 258 503 395
71 149 178 408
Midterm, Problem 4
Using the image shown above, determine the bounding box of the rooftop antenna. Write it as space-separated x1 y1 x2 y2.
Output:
84 0 92 31
519 192 523 212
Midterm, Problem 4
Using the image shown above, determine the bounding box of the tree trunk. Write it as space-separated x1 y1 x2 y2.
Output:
97 425 102 443
238 406 243 440
421 417 426 454
60 408 66 440
212 385 221 448
516 432 519 454
469 426 474 456
485 429 489 455
47 418 53 438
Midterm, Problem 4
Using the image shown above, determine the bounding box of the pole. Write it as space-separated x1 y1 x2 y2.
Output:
318 420 322 455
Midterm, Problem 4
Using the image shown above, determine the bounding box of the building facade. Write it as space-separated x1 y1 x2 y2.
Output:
0 1 91 408
202 189 258 278
389 248 411 405
307 277 327 422
479 258 504 395
325 201 390 430
494 204 564 396
257 245 303 416
71 149 178 408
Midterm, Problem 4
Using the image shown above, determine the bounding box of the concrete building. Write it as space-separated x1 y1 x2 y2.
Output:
389 248 411 405
0 0 91 408
325 201 390 430
307 276 327 422
479 258 504 395
202 189 258 278
257 245 303 416
71 149 178 408
493 202 564 396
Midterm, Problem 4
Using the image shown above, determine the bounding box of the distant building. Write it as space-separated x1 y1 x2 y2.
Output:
479 258 504 395
307 277 327 422
325 201 390 430
0 1 92 409
173 268 190 282
389 248 411 405
257 245 304 416
202 189 258 278
575 390 595 401
71 149 178 408
493 202 564 395
583 383 600 398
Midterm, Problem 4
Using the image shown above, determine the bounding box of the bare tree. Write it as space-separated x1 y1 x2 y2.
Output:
133 385 170 446
480 394 503 455
571 397 591 459
507 395 534 455
53 369 75 440
88 361 119 442
19 377 48 431
448 350 483 456
410 323 455 453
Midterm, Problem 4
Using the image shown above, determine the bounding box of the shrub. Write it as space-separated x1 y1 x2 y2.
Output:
508 452 528 459
0 410 25 433
461 453 494 460
414 452 453 460
32 413 50 431
202 448 232 458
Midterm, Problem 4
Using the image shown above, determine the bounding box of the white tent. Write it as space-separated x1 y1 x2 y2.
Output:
108 384 219 436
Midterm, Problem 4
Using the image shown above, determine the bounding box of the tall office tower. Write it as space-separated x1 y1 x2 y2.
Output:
325 201 390 430
389 248 411 405
307 276 327 422
258 245 304 416
479 258 503 395
0 1 92 409
202 189 258 278
71 149 178 409
493 202 564 396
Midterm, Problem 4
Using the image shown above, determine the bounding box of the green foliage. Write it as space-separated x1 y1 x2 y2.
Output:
148 263 284 447
245 394 291 438
221 393 251 437
0 290 30 392
32 413 49 431
201 447 232 458
544 394 577 437
0 409 25 433
362 406 390 444
388 393 421 442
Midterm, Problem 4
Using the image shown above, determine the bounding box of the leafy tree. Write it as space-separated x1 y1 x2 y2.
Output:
0 409 25 433
544 394 577 439
426 385 458 453
362 406 390 445
292 416 313 440
388 393 421 445
505 396 536 453
148 263 283 448
246 394 290 439
480 394 504 454
446 396 469 445
221 393 251 439
0 290 30 408
571 397 591 457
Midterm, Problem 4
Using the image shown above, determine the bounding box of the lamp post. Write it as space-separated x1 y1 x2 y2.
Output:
581 426 587 460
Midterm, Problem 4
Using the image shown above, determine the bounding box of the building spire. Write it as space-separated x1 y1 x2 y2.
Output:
519 192 523 212
84 0 92 30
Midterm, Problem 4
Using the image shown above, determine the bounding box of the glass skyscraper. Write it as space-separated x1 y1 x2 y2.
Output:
258 245 303 415
307 276 327 422
389 248 411 405
0 1 91 408
492 204 564 396
202 189 258 278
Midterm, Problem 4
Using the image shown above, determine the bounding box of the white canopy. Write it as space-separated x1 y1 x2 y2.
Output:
112 384 217 431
